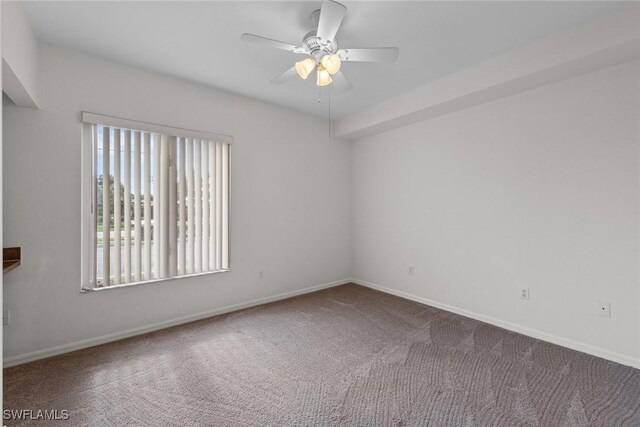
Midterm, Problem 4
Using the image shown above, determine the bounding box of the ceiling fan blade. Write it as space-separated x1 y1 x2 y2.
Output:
331 70 353 92
337 47 399 63
316 0 347 44
271 66 299 84
241 33 305 53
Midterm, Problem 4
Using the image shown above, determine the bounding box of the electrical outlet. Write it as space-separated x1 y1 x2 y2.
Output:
258 271 264 279
3 310 10 326
520 288 530 300
597 301 611 318
408 266 414 276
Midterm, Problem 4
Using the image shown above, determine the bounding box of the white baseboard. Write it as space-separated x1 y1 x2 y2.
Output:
3 278 351 368
7 277 637 370
351 278 640 369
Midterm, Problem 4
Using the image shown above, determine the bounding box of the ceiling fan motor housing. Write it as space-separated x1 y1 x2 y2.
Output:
303 30 338 63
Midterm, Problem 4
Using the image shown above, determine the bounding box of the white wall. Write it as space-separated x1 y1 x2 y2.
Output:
1 1 39 107
3 45 351 362
352 60 640 366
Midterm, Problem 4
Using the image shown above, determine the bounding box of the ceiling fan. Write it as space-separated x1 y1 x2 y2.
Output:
241 0 399 91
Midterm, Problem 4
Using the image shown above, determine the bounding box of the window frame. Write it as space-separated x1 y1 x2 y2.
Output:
80 112 232 292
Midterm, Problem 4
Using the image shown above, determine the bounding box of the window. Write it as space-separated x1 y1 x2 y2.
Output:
81 113 230 290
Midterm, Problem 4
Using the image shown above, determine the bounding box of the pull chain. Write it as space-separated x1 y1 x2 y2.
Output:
328 85 331 140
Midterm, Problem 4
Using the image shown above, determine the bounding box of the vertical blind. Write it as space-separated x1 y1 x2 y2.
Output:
84 115 230 288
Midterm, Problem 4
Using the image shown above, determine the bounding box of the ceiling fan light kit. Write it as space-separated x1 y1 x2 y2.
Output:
242 0 399 91
321 54 341 75
295 58 316 80
316 65 332 87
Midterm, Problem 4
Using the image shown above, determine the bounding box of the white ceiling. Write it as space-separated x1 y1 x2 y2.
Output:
25 1 623 119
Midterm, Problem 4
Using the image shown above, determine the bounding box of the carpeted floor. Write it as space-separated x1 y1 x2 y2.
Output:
4 283 640 426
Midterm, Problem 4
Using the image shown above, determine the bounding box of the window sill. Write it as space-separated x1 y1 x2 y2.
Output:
81 269 231 293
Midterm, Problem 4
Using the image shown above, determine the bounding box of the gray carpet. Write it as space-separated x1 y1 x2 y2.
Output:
4 284 640 426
